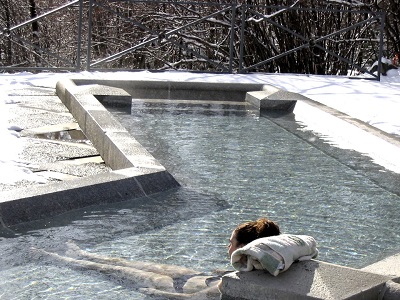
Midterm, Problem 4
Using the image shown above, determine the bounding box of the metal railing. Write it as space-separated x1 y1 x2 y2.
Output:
0 0 84 72
0 0 385 80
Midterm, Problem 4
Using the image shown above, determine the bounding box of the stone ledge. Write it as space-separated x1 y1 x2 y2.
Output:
245 85 309 112
71 79 266 101
220 260 392 300
56 80 170 172
380 280 400 300
0 169 179 226
362 253 400 278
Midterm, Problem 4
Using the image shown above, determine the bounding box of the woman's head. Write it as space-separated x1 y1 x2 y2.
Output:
228 217 280 257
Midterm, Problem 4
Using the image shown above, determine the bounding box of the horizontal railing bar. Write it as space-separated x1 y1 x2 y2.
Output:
0 1 384 80
1 0 80 36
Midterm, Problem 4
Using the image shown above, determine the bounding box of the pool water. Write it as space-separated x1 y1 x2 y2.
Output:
1 103 399 299
110 105 400 268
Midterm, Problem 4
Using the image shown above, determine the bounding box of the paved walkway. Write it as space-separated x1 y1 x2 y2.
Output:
1 83 111 193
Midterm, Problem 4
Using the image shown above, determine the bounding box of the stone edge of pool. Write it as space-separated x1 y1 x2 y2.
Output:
1 77 399 299
0 78 182 227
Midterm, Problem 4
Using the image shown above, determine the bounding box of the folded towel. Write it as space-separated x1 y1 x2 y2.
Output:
231 234 318 276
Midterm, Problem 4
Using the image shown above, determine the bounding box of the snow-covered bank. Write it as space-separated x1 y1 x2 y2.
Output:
1 69 400 185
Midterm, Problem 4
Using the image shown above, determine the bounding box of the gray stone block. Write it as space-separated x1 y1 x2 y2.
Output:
246 88 304 112
381 280 400 300
0 168 180 226
71 78 265 101
362 253 400 278
220 260 391 300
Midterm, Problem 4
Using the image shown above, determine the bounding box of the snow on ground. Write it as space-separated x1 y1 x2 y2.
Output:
1 68 400 185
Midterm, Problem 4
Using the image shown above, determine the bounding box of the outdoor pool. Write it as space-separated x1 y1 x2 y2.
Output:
0 99 399 299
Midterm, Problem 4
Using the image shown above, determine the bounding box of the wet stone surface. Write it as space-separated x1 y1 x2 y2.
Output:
7 96 76 129
19 138 99 163
1 89 112 193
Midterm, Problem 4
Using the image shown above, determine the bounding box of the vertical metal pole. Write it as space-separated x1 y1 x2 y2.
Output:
377 11 385 82
239 5 246 73
76 0 83 72
86 0 94 71
229 4 236 74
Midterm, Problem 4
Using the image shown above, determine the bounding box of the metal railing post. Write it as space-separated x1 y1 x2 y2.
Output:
229 4 237 74
86 0 94 71
377 11 386 82
238 5 247 73
76 0 84 72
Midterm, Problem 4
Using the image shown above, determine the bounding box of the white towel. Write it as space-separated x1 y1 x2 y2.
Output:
231 234 318 276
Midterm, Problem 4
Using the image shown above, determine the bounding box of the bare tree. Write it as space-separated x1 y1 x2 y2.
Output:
372 0 399 57
0 0 398 73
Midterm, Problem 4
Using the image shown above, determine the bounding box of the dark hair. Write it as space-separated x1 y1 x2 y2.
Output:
234 217 281 245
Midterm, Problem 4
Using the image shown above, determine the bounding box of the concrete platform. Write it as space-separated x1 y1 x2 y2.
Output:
220 260 400 300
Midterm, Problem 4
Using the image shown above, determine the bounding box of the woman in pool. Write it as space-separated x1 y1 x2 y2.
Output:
33 217 280 299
